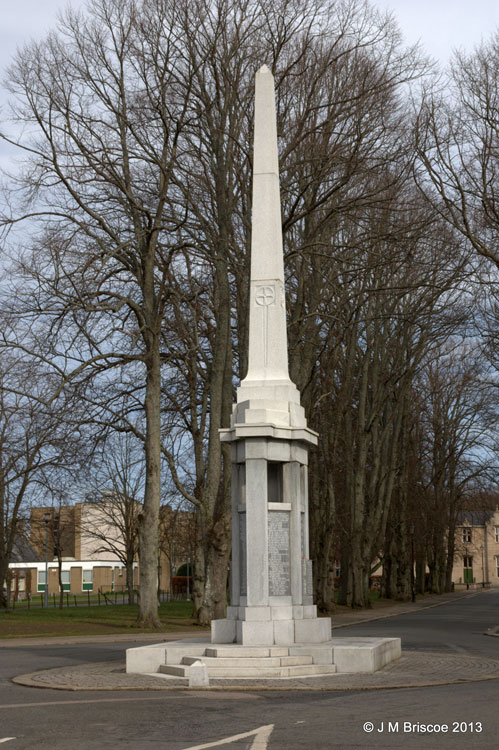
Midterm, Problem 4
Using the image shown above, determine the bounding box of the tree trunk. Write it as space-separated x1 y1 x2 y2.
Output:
381 536 395 599
191 251 232 625
138 339 161 628
194 506 230 625
415 559 426 594
57 551 64 610
0 557 9 610
126 559 135 605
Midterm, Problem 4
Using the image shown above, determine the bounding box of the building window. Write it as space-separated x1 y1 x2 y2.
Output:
495 527 499 543
462 527 472 543
82 569 93 591
37 570 46 593
496 557 499 577
60 571 70 592
267 463 283 503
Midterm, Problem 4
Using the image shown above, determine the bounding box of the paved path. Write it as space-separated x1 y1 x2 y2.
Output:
0 630 207 649
331 588 490 627
9 590 499 692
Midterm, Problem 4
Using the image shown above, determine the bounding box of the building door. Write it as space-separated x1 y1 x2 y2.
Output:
463 556 473 584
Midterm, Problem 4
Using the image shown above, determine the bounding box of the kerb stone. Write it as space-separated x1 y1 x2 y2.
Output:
189 660 209 687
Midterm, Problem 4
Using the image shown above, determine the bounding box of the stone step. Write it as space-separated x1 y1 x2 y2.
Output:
182 655 313 668
183 656 281 668
160 663 337 678
205 647 289 658
280 656 313 666
161 665 190 677
204 664 337 678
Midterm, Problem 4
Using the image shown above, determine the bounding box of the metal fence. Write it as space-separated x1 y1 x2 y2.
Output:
7 587 190 609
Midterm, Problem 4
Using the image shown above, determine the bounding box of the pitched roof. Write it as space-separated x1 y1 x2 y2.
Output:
11 537 41 563
457 510 495 527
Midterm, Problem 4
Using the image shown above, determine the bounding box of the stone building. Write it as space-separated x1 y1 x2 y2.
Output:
451 509 499 589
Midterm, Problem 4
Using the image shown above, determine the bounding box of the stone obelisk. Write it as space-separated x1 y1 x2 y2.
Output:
212 66 331 646
127 66 400 678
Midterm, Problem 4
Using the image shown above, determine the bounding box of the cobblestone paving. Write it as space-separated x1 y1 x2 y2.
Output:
13 651 499 692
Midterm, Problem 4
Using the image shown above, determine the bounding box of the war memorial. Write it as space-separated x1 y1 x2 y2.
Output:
126 66 401 685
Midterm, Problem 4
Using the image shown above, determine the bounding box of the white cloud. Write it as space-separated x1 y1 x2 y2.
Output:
0 1 80 80
373 0 499 62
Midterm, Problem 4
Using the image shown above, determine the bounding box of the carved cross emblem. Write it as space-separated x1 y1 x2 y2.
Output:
255 285 275 306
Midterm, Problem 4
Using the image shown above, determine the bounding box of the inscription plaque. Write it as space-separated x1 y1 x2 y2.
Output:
239 512 247 596
268 511 290 596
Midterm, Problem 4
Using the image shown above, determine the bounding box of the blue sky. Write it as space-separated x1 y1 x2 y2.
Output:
1 0 498 172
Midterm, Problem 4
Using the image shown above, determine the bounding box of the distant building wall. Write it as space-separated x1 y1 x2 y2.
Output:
70 566 82 594
452 510 499 589
8 560 138 597
78 503 125 561
30 502 131 565
30 507 76 560
15 499 195 599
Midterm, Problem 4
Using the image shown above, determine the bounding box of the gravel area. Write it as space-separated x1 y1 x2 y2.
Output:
13 651 499 692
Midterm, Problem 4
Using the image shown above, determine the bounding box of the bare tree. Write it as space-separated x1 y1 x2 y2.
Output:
80 433 143 604
157 0 436 617
1 0 196 626
30 498 75 609
2 0 488 621
294 177 471 608
159 500 196 595
0 353 74 609
416 346 497 594
416 33 499 269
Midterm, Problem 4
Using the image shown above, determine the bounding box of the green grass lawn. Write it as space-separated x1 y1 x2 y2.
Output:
333 590 382 604
0 600 209 639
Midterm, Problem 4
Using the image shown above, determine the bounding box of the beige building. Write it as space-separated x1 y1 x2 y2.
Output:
10 502 141 599
9 500 194 600
30 501 131 562
8 559 139 599
452 509 499 589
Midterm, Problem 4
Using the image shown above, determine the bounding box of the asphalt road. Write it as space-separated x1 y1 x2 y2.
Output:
336 587 499 658
0 590 497 750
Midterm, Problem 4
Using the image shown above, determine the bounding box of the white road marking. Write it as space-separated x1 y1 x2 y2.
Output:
0 739 16 744
0 696 186 710
182 724 274 750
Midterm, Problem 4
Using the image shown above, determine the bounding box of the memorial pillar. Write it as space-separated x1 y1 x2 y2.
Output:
211 65 331 646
